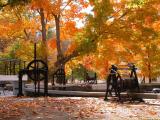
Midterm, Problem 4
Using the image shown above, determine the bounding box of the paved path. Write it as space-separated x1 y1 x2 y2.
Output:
0 90 13 97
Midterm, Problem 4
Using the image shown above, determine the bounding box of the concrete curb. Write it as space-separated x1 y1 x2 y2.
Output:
24 88 160 99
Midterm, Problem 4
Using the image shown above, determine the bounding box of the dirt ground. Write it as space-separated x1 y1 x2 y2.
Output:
0 97 160 120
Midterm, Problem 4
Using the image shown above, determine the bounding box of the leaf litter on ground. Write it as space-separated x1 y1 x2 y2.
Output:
0 97 160 120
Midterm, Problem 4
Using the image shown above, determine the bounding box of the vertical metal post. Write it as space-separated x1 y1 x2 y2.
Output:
7 62 9 75
95 73 97 84
23 61 26 69
17 71 24 96
132 65 140 90
13 61 16 75
34 43 37 95
34 43 37 60
44 71 48 96
19 60 21 72
37 62 40 95
4 63 7 75
9 61 12 75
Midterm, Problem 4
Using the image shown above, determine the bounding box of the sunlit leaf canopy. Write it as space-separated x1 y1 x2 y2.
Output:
0 0 159 81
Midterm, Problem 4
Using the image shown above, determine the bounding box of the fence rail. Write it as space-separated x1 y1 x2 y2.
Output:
0 58 26 75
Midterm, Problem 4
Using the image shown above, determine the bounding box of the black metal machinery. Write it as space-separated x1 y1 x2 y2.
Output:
104 64 142 101
18 60 48 97
85 72 97 84
52 67 66 86
17 36 48 96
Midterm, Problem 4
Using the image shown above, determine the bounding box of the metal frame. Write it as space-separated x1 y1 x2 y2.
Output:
0 58 26 75
18 59 48 96
104 64 141 101
18 39 48 97
53 68 66 85
85 72 97 84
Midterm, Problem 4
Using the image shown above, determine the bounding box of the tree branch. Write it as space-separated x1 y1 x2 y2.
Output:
61 0 72 13
0 3 9 8
54 50 79 67
23 29 30 40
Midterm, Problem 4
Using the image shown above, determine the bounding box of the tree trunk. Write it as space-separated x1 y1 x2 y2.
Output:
40 8 48 63
148 63 152 83
142 76 145 83
147 46 152 83
71 70 74 83
54 15 63 63
53 14 79 84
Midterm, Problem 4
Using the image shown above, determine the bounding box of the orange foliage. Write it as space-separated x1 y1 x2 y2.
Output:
82 55 94 70
145 16 152 26
61 21 79 40
81 54 109 78
31 0 51 11
153 20 160 31
48 39 57 49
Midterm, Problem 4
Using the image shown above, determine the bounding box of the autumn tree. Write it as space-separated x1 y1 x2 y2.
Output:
1 0 160 83
0 4 28 56
30 0 90 72
122 0 160 83
48 0 89 69
65 0 130 78
79 0 160 82
0 0 48 62
0 0 88 71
